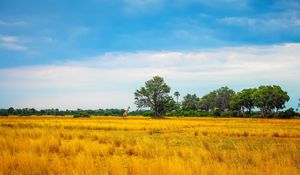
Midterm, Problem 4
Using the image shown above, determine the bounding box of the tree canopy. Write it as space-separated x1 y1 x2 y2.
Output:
253 85 290 117
134 76 174 117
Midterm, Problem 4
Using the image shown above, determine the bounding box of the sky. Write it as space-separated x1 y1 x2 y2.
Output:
0 0 300 110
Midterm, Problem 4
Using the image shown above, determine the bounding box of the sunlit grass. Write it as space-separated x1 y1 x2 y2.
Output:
0 116 300 175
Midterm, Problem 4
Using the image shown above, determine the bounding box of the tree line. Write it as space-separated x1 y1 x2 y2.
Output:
1 75 299 118
134 76 299 118
0 108 147 117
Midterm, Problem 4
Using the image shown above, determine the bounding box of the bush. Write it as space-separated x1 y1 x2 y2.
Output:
73 112 90 118
209 108 221 117
221 111 231 117
231 110 241 117
195 111 209 117
143 111 154 117
278 108 296 119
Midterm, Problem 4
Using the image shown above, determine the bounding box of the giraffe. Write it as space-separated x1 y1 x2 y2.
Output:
122 107 130 119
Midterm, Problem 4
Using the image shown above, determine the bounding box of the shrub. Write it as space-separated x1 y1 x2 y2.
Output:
143 110 154 117
221 111 231 117
278 108 296 119
73 112 90 118
209 108 221 117
231 110 241 117
196 111 209 117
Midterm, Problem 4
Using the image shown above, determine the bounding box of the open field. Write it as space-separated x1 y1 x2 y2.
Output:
0 116 300 175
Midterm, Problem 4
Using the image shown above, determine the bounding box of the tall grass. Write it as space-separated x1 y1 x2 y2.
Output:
0 116 299 175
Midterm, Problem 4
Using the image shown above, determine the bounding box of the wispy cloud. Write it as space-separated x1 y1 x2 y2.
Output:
0 42 27 51
0 20 27 26
0 35 28 51
0 43 299 109
122 0 164 14
218 10 300 29
217 17 257 26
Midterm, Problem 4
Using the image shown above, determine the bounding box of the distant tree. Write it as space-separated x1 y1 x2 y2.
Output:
174 91 181 116
214 87 235 112
134 76 173 117
253 85 289 117
230 88 256 116
8 107 14 115
174 91 180 105
199 87 235 112
199 91 217 111
0 109 8 116
230 93 242 111
182 94 199 111
272 85 290 112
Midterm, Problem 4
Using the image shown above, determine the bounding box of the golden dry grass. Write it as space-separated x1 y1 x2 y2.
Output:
0 116 300 175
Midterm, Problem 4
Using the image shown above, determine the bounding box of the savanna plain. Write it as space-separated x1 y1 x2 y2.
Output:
0 116 299 175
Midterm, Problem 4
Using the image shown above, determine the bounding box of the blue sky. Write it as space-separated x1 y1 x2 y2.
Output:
0 0 300 109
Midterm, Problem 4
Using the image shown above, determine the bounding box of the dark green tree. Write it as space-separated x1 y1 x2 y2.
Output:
199 87 235 112
230 88 256 116
134 76 172 117
174 91 181 116
182 94 199 111
8 107 15 115
174 91 180 106
214 87 235 112
199 91 217 111
253 85 289 117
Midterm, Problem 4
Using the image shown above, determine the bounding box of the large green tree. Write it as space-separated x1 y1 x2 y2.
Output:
199 91 217 111
214 87 235 111
134 76 174 117
182 94 200 111
199 87 235 112
253 85 289 117
230 88 256 116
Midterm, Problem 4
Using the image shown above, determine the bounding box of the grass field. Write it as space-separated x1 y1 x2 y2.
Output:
0 116 300 175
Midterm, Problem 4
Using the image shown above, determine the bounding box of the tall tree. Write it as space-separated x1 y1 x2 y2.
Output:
174 91 180 105
230 92 243 111
7 107 15 115
230 88 256 117
182 94 199 111
174 91 181 116
253 85 289 117
214 87 235 112
134 76 172 117
199 91 217 111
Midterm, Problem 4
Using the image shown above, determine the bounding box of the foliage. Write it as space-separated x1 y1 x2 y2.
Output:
134 76 174 117
278 108 297 119
253 85 290 117
182 94 200 111
143 110 154 116
73 112 90 118
230 88 256 117
199 87 235 112
214 87 236 111
199 91 217 111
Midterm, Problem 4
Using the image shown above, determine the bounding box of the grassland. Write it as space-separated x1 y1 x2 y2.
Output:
0 116 300 175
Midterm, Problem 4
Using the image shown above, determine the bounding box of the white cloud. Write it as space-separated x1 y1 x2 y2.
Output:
218 10 300 29
0 20 27 26
0 35 28 51
122 0 164 14
0 36 19 42
0 42 27 51
294 19 300 26
217 17 257 26
0 43 299 109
